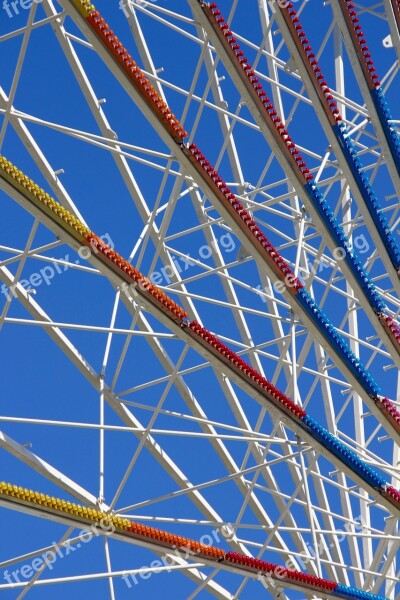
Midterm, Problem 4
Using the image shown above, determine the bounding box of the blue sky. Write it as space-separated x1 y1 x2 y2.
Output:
0 0 399 598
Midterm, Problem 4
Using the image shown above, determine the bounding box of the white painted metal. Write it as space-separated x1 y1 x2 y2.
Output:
0 1 398 598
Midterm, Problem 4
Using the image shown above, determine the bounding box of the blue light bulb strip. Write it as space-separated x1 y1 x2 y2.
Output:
338 0 400 175
296 290 381 397
301 416 387 489
335 122 400 270
192 0 400 438
304 181 388 314
371 87 400 175
335 583 388 600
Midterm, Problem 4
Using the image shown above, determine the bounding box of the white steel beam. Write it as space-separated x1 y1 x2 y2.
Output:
0 430 98 507
56 0 400 443
1 175 398 517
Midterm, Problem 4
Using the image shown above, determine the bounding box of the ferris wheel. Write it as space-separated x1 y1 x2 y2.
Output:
0 0 399 598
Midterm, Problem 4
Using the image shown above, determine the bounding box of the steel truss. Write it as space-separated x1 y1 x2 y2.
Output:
0 1 399 599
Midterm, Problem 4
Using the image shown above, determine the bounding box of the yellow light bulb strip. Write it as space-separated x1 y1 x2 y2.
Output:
69 0 96 17
0 155 188 320
0 156 91 241
0 481 223 560
1 479 364 596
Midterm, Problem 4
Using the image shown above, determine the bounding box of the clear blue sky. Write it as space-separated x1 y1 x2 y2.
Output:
0 0 398 598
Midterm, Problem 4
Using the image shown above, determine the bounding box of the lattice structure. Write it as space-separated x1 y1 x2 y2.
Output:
0 0 399 598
